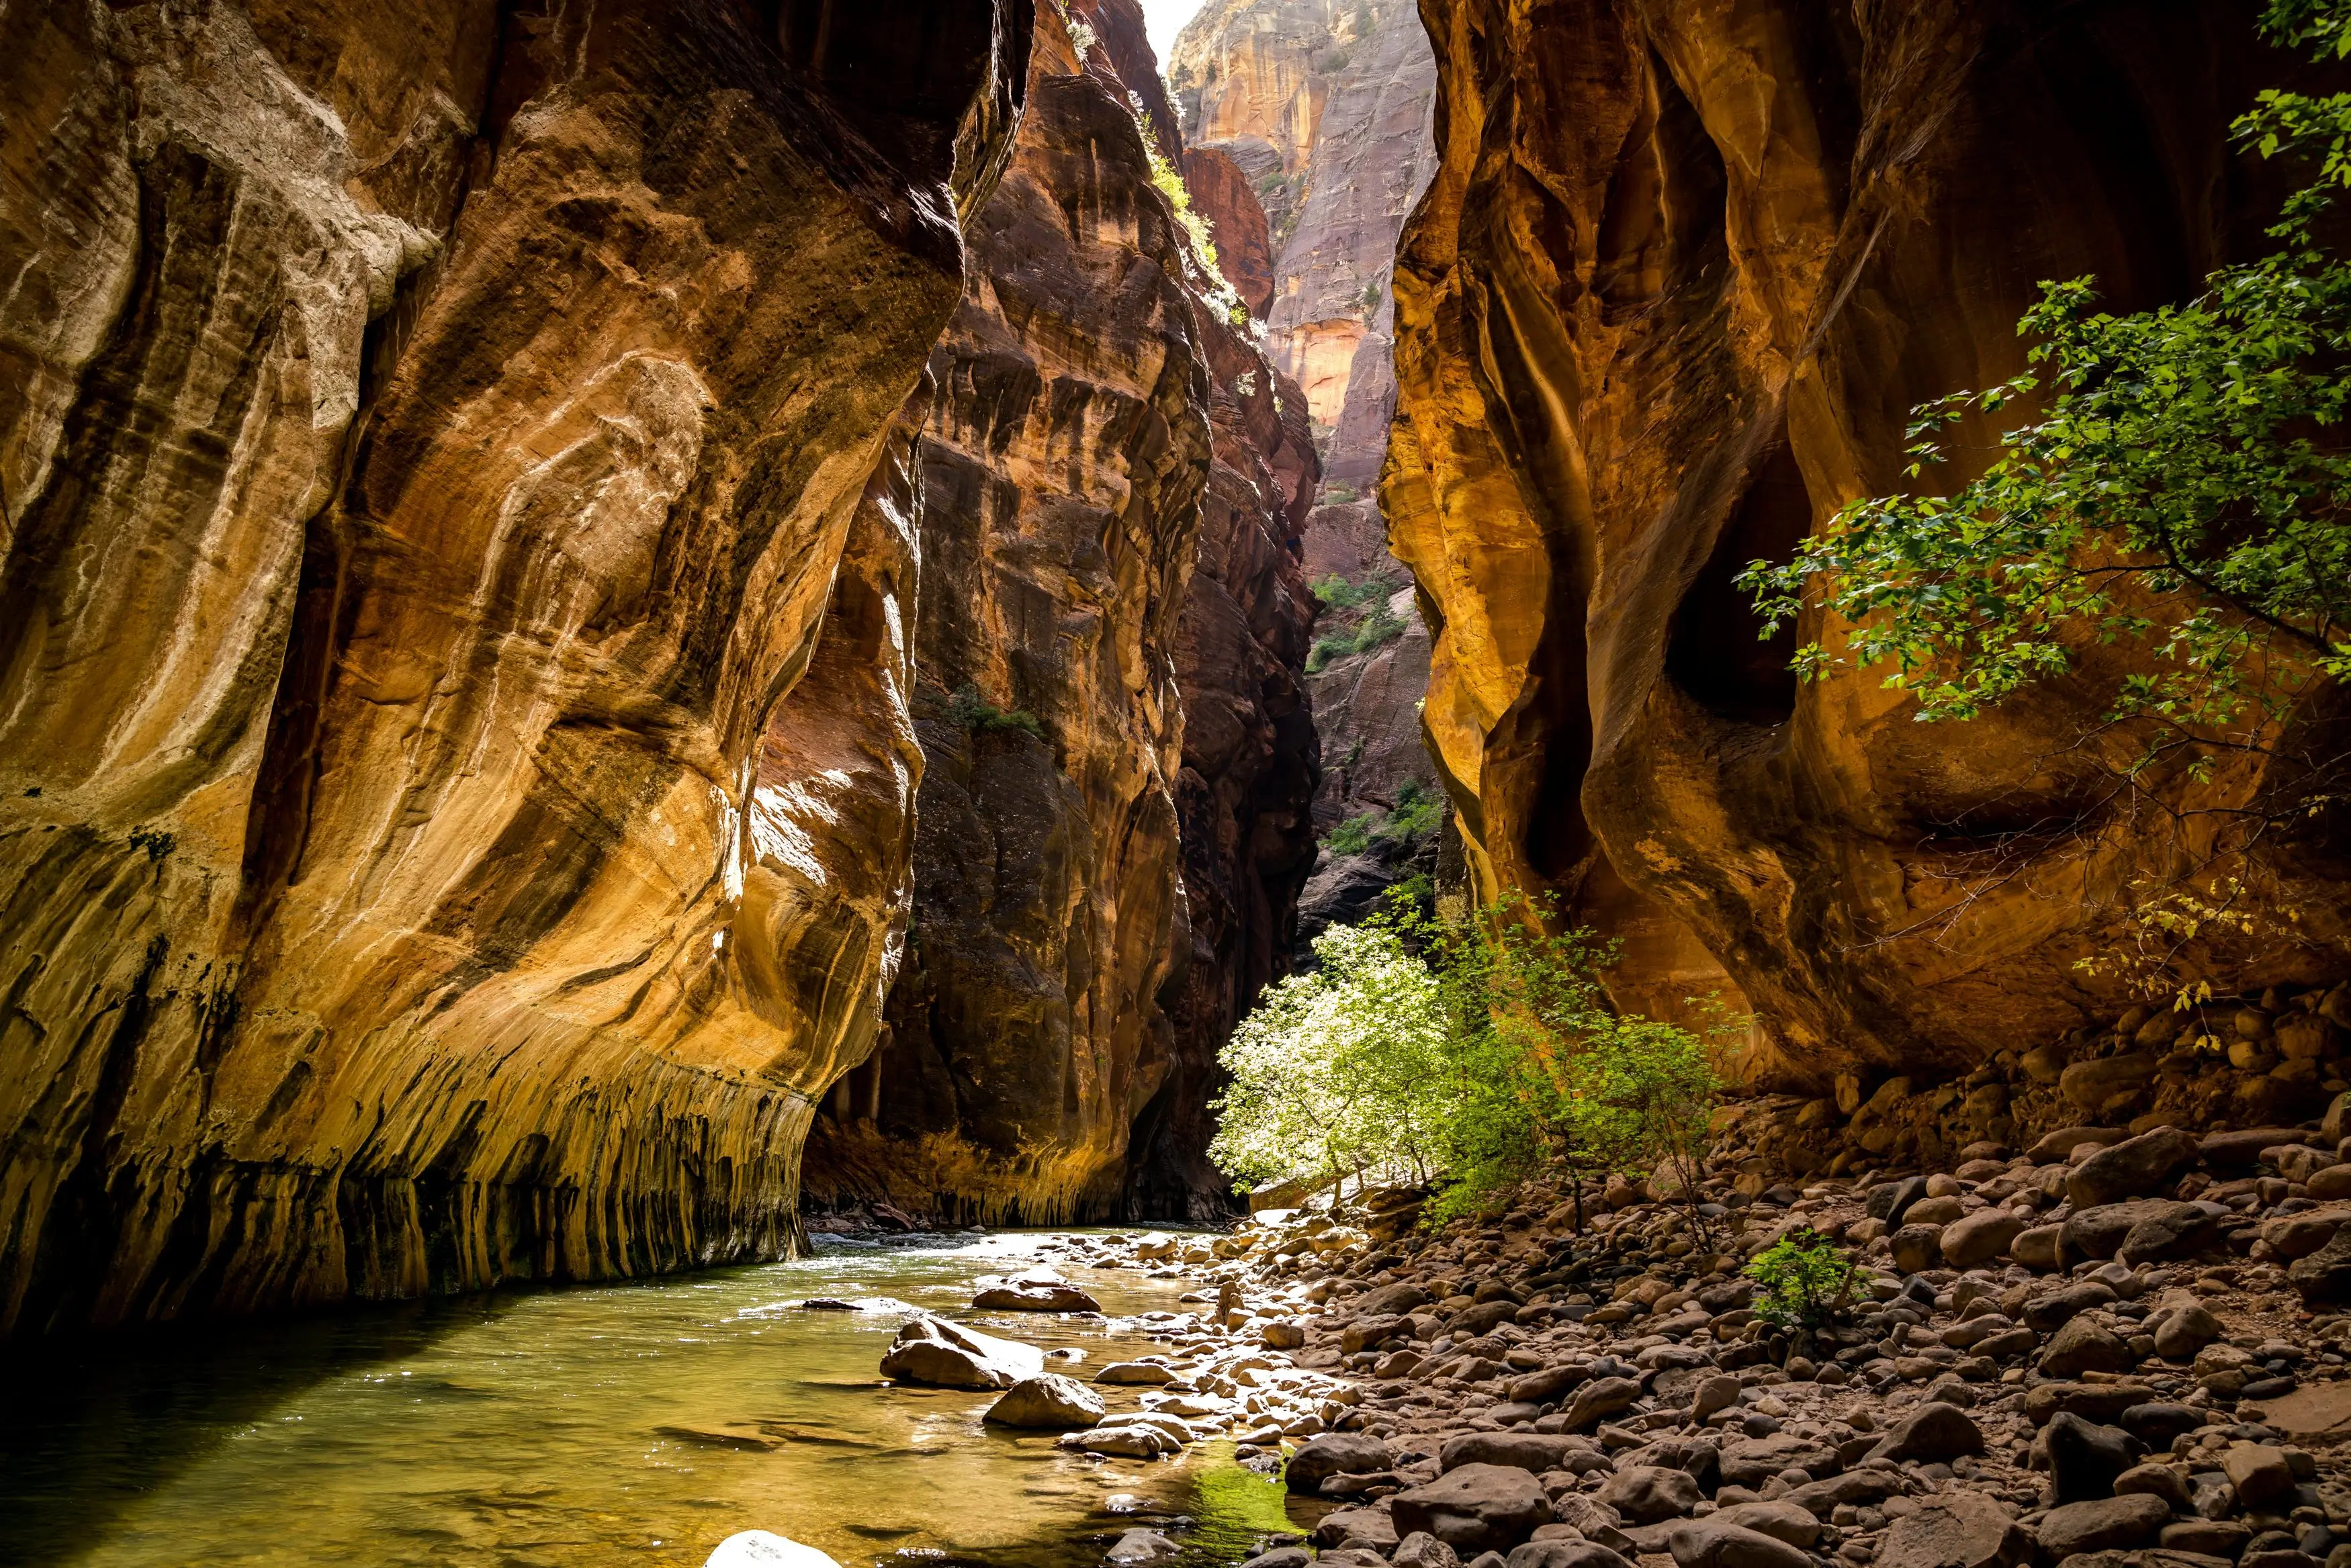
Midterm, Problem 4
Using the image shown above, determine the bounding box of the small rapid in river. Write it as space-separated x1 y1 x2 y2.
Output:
0 1230 1302 1568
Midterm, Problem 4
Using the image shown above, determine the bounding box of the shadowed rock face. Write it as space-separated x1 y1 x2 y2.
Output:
1387 0 2351 1077
0 0 1027 1333
797 0 1319 1224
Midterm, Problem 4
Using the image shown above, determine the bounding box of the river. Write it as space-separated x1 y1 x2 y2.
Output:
0 1230 1307 1568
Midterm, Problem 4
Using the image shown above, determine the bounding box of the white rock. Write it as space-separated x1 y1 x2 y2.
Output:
705 1532 844 1568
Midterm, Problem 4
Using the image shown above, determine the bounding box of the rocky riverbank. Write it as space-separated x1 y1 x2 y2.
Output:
836 1097 2351 1568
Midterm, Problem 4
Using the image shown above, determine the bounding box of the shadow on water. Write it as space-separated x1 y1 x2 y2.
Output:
0 1292 525 1568
0 1232 1313 1568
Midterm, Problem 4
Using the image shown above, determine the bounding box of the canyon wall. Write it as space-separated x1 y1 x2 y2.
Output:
797 0 1321 1224
1386 0 2351 1080
0 0 1028 1333
1172 0 1441 941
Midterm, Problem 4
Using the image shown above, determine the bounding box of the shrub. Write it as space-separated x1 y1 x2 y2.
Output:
946 683 1045 740
1375 778 1443 844
1745 1227 1862 1329
1323 813 1375 856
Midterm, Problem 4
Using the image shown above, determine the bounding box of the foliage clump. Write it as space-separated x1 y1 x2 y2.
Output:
1209 894 1728 1226
1308 602 1406 672
1744 1228 1861 1330
1736 0 2351 997
946 683 1045 741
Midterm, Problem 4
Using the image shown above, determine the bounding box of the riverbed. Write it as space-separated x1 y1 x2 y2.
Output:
0 1230 1301 1568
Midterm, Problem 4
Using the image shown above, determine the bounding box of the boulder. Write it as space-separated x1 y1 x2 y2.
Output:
2022 1281 2118 1332
1357 1282 1437 1318
1867 1177 1930 1225
1106 1529 1183 1563
971 1271 1102 1313
2113 1461 2192 1511
2201 1127 2311 1168
1891 1223 1945 1274
1441 1434 1578 1475
1343 1314 1411 1354
1096 1361 1175 1385
1941 1209 2028 1268
1873 1491 2030 1568
1263 1320 1307 1350
1660 1521 1808 1568
1509 1365 1592 1403
2030 1127 2127 1162
2059 1052 2156 1111
1693 1374 1742 1422
705 1533 845 1568
2061 1200 2189 1260
2221 1443 2297 1510
1291 1434 1400 1491
879 1315 1045 1389
1598 1465 1702 1524
1710 1503 1821 1549
1867 1401 1984 1464
2012 1224 2066 1271
2154 1305 2224 1360
2121 1403 2207 1447
2046 1412 2145 1504
1560 1377 1642 1432
1505 1543 1632 1568
1060 1424 1180 1459
2261 1209 2350 1260
2290 1224 2351 1303
2026 1381 2155 1426
983 1373 1105 1429
1313 1508 1401 1552
2039 1317 2137 1379
1905 1196 1967 1228
2069 1125 2200 1208
2035 1493 2171 1559
1391 1463 1554 1553
1718 1434 1838 1488
1395 1535 1463 1568
2118 1201 2232 1264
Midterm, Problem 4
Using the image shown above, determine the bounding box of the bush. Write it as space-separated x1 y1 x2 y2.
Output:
1745 1227 1862 1330
1323 813 1375 856
946 683 1045 740
1210 894 1728 1223
1376 779 1443 844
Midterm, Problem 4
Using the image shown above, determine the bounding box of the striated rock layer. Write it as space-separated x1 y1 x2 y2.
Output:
798 0 1319 1224
0 0 1027 1333
1386 0 2351 1077
1176 0 1441 932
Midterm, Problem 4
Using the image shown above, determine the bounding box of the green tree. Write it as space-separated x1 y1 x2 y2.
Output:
1738 1 2351 984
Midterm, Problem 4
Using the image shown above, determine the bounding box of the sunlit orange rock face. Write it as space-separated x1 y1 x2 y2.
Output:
797 0 1321 1224
1388 0 2351 1082
0 0 1028 1332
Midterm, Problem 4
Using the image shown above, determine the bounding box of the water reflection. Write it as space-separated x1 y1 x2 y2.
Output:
0 1231 1308 1568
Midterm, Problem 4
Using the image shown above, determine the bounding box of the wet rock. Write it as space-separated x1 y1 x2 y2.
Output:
1391 1464 1552 1554
1597 1466 1701 1524
1062 1424 1183 1460
1873 1491 2030 1568
1106 1528 1184 1563
2070 1126 2201 1209
2047 1412 2145 1504
1096 1362 1176 1385
972 1273 1104 1313
985 1373 1106 1429
705 1533 846 1568
2035 1493 2171 1559
1290 1434 1398 1491
1867 1401 1984 1464
880 1315 1045 1389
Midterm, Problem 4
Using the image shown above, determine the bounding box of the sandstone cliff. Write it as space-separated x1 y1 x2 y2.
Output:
797 0 1320 1224
1174 0 1441 939
0 0 1026 1332
1386 0 2351 1079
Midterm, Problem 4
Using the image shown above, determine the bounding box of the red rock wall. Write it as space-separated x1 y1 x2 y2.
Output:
1387 0 2351 1081
797 0 1321 1224
0 0 1027 1333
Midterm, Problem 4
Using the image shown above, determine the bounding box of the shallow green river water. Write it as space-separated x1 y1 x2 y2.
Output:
0 1231 1304 1568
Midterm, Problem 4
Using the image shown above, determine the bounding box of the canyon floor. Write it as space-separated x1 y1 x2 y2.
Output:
823 1109 2351 1568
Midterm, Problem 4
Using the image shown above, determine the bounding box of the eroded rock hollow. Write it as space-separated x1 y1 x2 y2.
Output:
1386 0 2351 1078
0 0 1031 1333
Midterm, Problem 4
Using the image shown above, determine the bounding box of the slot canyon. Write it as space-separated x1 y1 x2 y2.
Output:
10 3 2351 1567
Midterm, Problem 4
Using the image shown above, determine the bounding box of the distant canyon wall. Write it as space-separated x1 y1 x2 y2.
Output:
795 0 1323 1226
1386 0 2351 1078
0 0 1037 1335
